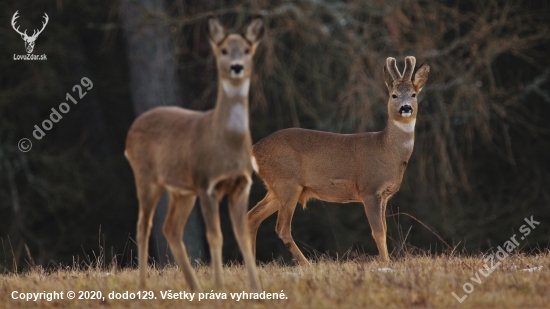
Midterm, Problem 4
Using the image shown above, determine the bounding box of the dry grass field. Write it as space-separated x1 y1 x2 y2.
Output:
1 253 549 308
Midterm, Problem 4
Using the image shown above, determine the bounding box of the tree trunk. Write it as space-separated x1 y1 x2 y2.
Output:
120 0 206 266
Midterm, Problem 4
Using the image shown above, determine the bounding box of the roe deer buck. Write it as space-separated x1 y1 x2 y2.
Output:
125 15 264 291
248 56 429 264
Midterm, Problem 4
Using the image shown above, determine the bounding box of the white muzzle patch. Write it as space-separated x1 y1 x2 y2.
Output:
398 104 413 117
230 71 244 78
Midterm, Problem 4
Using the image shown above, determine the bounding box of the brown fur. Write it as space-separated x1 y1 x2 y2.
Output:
248 57 429 264
125 15 264 292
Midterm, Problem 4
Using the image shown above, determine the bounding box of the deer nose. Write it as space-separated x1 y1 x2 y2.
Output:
230 64 244 74
399 105 413 116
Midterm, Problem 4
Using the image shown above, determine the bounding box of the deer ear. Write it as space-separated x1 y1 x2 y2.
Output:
244 15 264 46
207 15 227 46
413 63 430 93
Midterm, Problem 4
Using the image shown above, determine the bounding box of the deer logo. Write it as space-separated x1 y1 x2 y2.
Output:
11 11 49 54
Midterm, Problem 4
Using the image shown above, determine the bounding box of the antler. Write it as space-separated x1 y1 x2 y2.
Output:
11 11 28 38
386 57 402 80
386 56 418 81
30 13 49 39
402 56 417 81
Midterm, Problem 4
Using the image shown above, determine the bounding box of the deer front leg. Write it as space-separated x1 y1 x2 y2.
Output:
199 189 224 288
229 176 261 292
363 194 390 262
163 192 201 292
247 191 279 258
273 184 309 265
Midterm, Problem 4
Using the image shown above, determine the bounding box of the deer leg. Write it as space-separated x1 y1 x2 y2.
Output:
363 194 389 262
136 181 163 288
382 199 388 234
247 191 278 258
229 176 261 292
274 185 309 265
199 189 224 288
163 192 201 292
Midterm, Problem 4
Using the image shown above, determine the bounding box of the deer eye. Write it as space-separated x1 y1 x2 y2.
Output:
244 48 250 55
221 49 228 55
412 93 416 98
392 94 398 99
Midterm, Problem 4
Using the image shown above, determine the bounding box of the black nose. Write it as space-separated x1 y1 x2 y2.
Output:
230 64 244 74
399 105 413 114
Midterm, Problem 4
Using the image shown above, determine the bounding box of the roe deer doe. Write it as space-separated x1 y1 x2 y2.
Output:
125 15 264 291
248 57 429 264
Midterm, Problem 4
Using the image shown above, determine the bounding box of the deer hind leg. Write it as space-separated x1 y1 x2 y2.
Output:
382 199 388 234
199 188 224 288
363 194 389 262
135 180 163 288
163 192 201 292
229 176 261 292
274 184 309 265
247 191 279 258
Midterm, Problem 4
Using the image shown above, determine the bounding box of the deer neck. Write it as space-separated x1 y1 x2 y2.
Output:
381 117 416 156
213 78 250 137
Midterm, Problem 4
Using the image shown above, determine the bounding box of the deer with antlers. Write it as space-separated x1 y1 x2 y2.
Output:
11 11 49 54
125 15 264 291
248 56 429 264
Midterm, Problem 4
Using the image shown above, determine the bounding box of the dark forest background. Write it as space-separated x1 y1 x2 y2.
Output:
0 0 549 271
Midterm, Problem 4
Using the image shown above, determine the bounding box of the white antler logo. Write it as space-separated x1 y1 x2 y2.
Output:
11 11 49 54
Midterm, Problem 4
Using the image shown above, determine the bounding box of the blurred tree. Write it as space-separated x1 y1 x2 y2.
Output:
119 0 206 265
